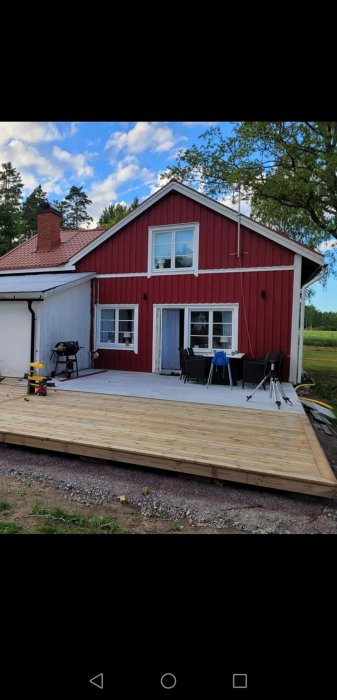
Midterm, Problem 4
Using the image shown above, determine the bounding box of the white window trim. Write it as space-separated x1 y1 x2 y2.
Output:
187 305 238 354
95 304 139 353
148 223 199 275
152 303 239 372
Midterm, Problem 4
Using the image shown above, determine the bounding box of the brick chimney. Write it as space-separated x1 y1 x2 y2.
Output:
36 202 61 252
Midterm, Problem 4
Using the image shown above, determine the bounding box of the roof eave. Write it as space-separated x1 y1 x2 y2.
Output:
0 264 76 275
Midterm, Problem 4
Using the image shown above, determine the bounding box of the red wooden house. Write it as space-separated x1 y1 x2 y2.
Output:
0 181 324 382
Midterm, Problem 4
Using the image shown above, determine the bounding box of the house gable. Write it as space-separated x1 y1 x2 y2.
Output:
77 190 295 274
72 180 323 270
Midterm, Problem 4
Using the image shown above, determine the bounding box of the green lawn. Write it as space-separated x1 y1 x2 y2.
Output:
302 345 337 414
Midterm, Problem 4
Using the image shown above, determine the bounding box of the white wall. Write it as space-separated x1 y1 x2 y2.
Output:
38 281 91 375
0 302 31 376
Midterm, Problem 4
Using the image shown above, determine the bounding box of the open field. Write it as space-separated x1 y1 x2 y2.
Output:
303 345 337 414
304 330 337 346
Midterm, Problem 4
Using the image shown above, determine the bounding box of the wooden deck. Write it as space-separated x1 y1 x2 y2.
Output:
1 384 337 498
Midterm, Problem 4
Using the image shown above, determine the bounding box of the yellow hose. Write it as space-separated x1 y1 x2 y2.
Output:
295 380 334 410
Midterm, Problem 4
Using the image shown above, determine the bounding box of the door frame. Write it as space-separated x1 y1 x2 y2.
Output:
152 305 186 373
152 303 239 373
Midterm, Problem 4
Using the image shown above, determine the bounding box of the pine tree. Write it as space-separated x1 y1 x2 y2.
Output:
97 197 140 229
98 203 129 228
22 184 47 238
0 162 24 255
60 186 93 229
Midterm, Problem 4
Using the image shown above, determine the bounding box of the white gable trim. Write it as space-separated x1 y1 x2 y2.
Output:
68 181 323 267
289 254 302 383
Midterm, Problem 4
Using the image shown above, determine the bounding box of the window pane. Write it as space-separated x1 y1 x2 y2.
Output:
212 310 232 348
119 309 134 321
118 309 134 344
190 335 208 348
190 311 209 348
100 309 115 343
154 257 171 269
154 243 172 258
154 232 172 246
175 230 193 255
175 254 193 268
101 309 115 321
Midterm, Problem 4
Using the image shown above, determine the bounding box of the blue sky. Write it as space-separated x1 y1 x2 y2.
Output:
0 121 336 311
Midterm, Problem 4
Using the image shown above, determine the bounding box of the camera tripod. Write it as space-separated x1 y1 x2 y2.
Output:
246 362 293 409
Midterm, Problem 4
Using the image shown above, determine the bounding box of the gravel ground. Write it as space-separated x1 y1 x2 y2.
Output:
1 432 337 533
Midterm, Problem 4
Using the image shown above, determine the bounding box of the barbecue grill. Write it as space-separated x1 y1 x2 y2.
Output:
50 341 81 378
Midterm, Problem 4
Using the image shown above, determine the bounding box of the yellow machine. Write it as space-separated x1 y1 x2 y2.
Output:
26 362 49 395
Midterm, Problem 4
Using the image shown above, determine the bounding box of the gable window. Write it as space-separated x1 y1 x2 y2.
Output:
188 307 237 353
148 223 199 274
96 305 138 351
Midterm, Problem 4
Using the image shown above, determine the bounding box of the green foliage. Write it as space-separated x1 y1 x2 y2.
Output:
304 306 337 331
0 162 24 255
304 330 337 346
97 196 139 229
163 122 337 253
0 521 22 534
98 202 129 227
21 184 47 239
0 500 12 512
303 345 337 413
55 186 93 230
30 504 127 534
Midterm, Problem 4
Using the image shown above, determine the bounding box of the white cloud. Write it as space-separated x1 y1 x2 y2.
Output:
52 146 93 177
21 172 39 193
88 155 156 225
147 172 172 197
0 139 63 179
62 122 78 138
105 122 177 155
181 122 218 127
0 122 62 144
319 239 337 253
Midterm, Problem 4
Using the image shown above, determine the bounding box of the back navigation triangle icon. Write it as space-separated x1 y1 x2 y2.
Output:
89 673 103 689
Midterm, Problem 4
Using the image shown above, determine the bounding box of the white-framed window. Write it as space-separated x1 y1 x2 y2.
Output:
188 306 238 353
148 223 199 274
95 305 138 352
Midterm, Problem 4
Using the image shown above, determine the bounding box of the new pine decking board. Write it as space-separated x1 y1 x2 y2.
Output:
0 386 336 497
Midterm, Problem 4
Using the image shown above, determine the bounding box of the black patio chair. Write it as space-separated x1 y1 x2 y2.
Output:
184 357 207 384
178 348 189 381
242 352 284 389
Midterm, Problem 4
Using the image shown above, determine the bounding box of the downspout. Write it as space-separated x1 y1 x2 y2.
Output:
27 300 36 363
297 267 326 383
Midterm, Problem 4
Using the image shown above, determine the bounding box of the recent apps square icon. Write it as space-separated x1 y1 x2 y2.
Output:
233 673 247 689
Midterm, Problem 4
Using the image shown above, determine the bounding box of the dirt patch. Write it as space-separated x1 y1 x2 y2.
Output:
0 472 240 535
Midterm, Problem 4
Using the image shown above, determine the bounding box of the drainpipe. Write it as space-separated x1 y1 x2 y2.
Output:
27 300 36 363
297 267 326 383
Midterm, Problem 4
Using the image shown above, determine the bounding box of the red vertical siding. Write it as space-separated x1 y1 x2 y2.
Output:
77 192 295 377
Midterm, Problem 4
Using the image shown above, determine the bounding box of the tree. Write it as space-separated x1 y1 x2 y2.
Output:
129 196 139 212
52 199 68 229
22 184 47 239
57 186 93 229
163 122 337 252
98 203 129 228
97 197 139 229
0 162 24 255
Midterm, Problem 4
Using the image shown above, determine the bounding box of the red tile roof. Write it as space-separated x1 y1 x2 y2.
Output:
0 229 105 270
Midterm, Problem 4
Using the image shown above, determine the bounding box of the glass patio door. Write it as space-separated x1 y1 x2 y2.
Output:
161 309 180 370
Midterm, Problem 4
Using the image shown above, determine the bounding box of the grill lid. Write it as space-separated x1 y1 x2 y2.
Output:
53 341 80 355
